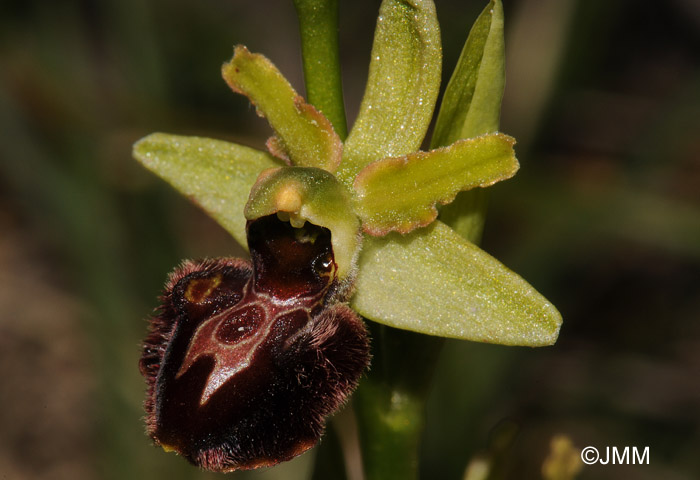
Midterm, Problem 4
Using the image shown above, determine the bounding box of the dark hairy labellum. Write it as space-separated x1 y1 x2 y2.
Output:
139 215 370 471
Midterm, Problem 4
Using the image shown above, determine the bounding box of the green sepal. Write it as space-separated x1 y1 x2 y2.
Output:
431 0 505 147
245 167 361 280
353 133 518 235
133 133 281 250
432 0 506 242
222 46 342 173
338 0 442 186
351 221 562 346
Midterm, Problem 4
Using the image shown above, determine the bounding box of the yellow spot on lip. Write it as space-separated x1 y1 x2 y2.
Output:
275 184 303 213
185 274 222 304
160 443 178 453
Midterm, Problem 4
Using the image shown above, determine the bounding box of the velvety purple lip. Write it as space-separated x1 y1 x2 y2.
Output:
139 215 370 471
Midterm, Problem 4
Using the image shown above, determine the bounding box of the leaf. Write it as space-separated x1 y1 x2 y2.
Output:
338 0 442 186
350 221 562 346
133 133 281 249
432 0 506 243
431 0 505 147
353 134 518 235
222 46 342 173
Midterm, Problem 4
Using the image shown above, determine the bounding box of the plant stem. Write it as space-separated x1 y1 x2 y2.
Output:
354 324 444 480
293 0 348 139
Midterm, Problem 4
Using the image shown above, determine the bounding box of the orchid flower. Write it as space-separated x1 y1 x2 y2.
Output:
134 0 561 472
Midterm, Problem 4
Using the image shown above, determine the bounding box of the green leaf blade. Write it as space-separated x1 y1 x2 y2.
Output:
353 133 518 235
133 133 281 249
338 0 442 185
351 221 562 346
222 46 342 172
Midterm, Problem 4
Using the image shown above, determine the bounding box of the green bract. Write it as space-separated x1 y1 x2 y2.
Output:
134 0 562 347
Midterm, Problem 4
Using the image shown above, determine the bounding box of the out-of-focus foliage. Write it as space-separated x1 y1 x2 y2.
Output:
1 1 699 479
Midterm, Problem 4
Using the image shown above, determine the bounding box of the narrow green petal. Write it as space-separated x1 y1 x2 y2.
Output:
353 133 518 235
338 0 441 186
350 221 561 346
432 0 506 242
133 133 281 249
431 0 505 147
222 46 342 173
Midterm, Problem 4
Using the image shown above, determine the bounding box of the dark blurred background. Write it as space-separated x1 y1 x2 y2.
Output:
1 0 698 479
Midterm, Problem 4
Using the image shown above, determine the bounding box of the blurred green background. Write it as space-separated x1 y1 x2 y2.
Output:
1 0 698 479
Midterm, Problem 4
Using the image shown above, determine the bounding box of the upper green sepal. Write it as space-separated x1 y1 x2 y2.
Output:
351 221 561 346
222 46 342 173
431 0 506 242
431 0 505 147
353 133 518 235
338 0 442 186
245 166 361 280
133 133 281 249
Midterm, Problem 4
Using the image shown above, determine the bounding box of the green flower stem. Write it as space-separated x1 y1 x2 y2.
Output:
354 324 444 480
293 0 348 139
